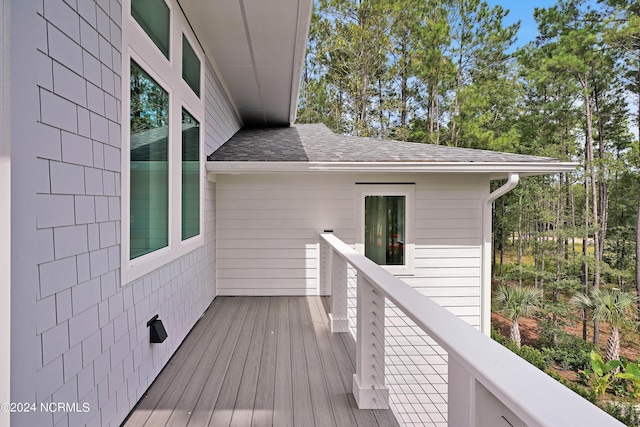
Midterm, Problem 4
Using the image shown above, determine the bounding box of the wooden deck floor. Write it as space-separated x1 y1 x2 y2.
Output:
123 296 400 427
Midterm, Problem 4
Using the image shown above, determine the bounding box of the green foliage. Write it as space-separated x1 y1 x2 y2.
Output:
576 369 591 386
571 289 637 331
615 360 640 398
491 328 546 370
599 402 640 427
547 370 598 403
542 334 597 371
583 351 622 396
572 289 637 362
515 345 547 370
496 263 538 285
490 327 508 344
495 285 542 321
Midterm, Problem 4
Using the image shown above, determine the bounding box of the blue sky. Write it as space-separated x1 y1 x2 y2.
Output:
486 0 559 46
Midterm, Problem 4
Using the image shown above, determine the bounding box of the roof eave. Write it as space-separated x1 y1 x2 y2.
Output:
206 161 578 177
289 2 313 125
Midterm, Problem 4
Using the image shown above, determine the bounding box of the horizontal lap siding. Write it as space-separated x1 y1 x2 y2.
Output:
217 173 486 326
216 174 356 295
413 176 485 327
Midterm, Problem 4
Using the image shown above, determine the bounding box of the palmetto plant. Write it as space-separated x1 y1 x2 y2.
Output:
495 285 542 349
571 289 637 363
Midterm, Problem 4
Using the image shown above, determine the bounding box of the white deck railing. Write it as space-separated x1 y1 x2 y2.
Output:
318 233 624 427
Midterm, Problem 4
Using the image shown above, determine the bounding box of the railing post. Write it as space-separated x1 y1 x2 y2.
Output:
329 252 348 333
352 274 389 409
448 356 474 427
449 356 527 427
319 238 331 296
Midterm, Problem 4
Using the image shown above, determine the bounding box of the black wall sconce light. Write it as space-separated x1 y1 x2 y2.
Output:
147 315 168 344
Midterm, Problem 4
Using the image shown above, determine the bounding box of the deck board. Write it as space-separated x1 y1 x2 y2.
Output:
306 297 359 427
229 297 270 427
289 297 316 426
298 296 337 427
208 297 261 426
167 297 250 426
272 297 294 427
124 296 400 427
185 298 252 426
251 297 278 427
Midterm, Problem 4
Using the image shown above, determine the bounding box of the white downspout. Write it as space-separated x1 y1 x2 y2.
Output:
481 173 519 335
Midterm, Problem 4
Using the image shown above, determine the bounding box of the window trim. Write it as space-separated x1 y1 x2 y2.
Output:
121 0 205 285
355 184 415 275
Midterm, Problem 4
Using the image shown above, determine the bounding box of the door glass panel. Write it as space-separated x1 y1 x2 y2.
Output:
364 196 405 265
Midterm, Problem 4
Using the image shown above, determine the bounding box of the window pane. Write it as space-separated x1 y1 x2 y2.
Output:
182 35 201 97
130 60 169 259
364 196 405 265
182 109 200 240
131 0 170 59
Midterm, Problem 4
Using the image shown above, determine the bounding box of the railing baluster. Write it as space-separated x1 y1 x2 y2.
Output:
352 274 389 409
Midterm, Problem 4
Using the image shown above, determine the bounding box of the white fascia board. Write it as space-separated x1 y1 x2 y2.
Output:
289 0 313 124
206 161 578 176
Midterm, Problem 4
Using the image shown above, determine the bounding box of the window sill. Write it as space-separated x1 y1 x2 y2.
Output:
121 235 203 286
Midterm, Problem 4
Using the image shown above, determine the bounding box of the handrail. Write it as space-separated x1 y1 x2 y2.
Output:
319 233 623 427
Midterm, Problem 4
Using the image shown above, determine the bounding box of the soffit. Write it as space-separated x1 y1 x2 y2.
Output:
179 0 312 127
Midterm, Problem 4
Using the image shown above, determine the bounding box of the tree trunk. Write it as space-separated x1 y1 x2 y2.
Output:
303 57 309 118
500 197 505 276
451 5 465 147
518 194 523 287
582 75 600 344
492 202 497 278
378 78 384 137
451 56 462 147
400 31 408 140
357 7 367 136
435 87 441 145
510 319 521 349
606 327 620 364
636 191 640 321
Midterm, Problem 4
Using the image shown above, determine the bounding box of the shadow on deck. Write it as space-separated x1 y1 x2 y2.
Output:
123 296 400 427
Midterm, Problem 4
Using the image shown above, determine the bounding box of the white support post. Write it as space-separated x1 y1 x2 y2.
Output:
448 356 474 427
450 356 527 427
329 253 348 333
352 274 389 409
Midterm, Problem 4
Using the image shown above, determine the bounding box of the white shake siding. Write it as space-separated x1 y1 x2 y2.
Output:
216 173 487 326
28 1 240 425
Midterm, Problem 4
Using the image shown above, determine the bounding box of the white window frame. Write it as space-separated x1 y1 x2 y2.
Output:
121 0 205 285
355 184 415 275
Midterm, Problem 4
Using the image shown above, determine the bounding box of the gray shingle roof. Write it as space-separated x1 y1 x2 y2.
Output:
207 123 558 163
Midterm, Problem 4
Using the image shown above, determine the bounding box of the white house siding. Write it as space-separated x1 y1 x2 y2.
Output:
27 1 240 426
216 172 487 327
216 173 356 295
